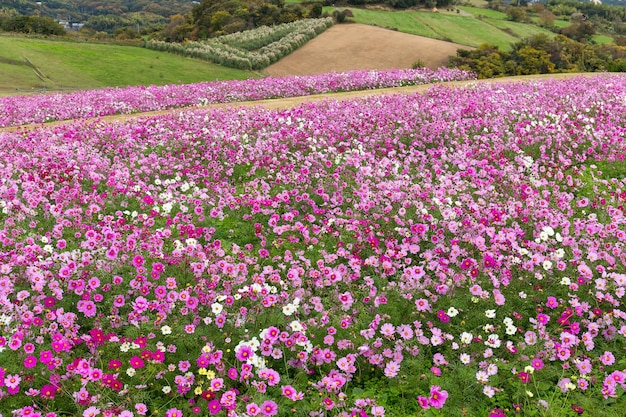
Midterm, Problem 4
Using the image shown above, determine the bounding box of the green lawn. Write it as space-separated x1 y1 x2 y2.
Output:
0 35 254 94
329 7 559 51
410 11 518 49
324 7 443 39
554 19 570 28
484 18 556 39
592 34 614 44
457 6 508 19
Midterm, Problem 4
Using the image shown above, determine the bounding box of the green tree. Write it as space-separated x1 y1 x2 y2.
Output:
310 3 323 18
161 14 193 42
1 15 65 35
210 10 232 31
512 45 555 74
449 44 511 78
560 21 595 42
538 9 556 27
506 6 527 22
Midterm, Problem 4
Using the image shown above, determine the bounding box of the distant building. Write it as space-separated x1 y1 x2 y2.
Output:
58 21 84 31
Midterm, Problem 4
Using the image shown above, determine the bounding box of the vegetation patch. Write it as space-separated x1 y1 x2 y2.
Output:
146 18 334 70
0 34 254 93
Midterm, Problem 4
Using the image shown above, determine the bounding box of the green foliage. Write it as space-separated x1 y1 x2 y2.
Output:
560 21 595 42
189 0 316 39
606 58 626 72
1 15 65 35
450 33 626 78
333 9 347 23
412 59 426 69
0 0 193 22
506 6 527 23
514 45 555 74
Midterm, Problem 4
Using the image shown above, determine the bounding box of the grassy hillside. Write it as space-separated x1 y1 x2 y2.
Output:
329 7 557 50
0 35 255 95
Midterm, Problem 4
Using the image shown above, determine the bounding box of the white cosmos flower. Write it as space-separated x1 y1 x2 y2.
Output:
447 307 459 317
211 303 223 315
282 304 296 316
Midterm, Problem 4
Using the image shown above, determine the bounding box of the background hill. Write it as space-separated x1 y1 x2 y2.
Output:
0 0 194 21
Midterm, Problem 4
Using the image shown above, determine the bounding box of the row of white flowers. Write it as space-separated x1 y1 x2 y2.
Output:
146 17 334 70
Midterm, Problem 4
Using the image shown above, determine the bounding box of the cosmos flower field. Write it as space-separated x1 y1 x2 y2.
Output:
0 68 473 128
1 72 626 417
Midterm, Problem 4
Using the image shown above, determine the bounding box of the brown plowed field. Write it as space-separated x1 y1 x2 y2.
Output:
263 23 472 76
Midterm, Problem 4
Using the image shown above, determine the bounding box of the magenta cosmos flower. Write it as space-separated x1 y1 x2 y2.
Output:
261 400 278 416
428 385 448 409
165 408 183 417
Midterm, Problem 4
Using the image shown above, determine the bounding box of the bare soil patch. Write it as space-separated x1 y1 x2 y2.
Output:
263 24 472 77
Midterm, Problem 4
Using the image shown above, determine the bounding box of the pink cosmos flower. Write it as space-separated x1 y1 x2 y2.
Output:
489 409 506 417
5 374 21 389
600 351 615 366
165 408 182 417
39 384 58 400
235 345 253 362
210 378 224 391
371 406 385 416
428 385 448 409
246 403 260 416
24 355 37 369
129 356 145 369
261 400 278 416
83 407 100 417
207 400 222 415
417 395 430 409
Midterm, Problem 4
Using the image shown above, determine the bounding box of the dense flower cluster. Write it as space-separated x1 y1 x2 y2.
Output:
0 67 474 128
1 73 626 416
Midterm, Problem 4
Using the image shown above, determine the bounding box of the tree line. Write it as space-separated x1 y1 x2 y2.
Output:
0 14 65 35
449 34 626 78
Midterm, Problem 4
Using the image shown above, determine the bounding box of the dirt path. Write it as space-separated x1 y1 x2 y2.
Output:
1 73 599 133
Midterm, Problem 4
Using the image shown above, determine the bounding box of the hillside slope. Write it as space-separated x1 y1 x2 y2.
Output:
263 24 472 76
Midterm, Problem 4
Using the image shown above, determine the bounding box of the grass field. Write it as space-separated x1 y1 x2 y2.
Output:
333 8 442 39
592 34 615 44
411 12 519 49
330 7 560 51
483 18 555 40
0 35 254 94
456 5 509 19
